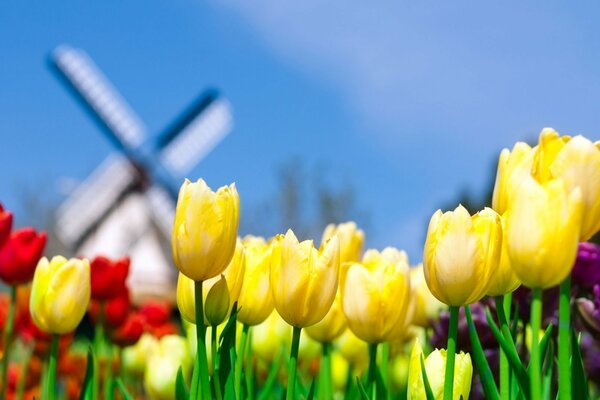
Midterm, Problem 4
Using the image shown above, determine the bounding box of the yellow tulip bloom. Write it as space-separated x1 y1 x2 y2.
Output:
305 291 347 343
144 335 193 400
177 239 245 324
410 264 446 328
30 256 91 335
340 247 412 343
172 178 239 282
270 229 340 328
407 339 472 400
322 221 364 263
237 236 274 326
492 142 535 215
505 176 583 289
531 128 600 240
423 205 502 306
486 217 521 296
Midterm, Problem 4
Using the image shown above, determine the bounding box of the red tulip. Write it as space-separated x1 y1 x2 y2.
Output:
0 228 46 285
90 256 130 301
0 204 13 246
109 312 144 347
88 288 131 328
139 300 171 326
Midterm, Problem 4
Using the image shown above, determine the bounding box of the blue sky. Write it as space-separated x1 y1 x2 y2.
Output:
2 1 600 260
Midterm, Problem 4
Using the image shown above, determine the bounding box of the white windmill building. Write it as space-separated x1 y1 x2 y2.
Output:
51 45 232 301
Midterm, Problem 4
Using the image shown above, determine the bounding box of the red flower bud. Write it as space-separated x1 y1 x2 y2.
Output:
110 312 144 347
90 256 130 301
0 228 46 285
0 204 13 246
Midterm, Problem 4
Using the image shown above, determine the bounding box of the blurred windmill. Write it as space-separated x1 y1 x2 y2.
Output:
50 44 232 301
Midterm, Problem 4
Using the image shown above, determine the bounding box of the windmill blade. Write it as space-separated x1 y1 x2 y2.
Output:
50 45 146 150
56 155 138 248
158 93 233 175
145 184 176 240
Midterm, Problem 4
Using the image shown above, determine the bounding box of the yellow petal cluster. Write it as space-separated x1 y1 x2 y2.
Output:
237 236 275 326
30 256 91 335
270 229 340 328
305 291 347 343
505 176 582 289
340 247 412 343
492 142 535 215
485 218 521 296
423 205 502 306
322 221 364 263
407 339 472 400
172 179 239 282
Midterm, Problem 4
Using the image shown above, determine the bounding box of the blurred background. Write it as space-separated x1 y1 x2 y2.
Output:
2 1 600 264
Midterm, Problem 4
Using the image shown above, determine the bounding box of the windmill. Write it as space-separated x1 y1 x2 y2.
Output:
51 44 232 301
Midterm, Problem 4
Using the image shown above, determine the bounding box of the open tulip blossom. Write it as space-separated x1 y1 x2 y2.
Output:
1 128 600 400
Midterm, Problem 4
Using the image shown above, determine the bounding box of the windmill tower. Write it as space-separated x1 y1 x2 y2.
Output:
51 45 232 301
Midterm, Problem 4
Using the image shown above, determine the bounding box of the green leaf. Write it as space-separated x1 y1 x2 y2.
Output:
306 376 316 400
484 307 529 397
571 330 590 400
465 306 500 400
420 355 435 400
176 366 189 400
356 377 370 400
218 302 239 395
538 324 553 365
78 347 94 400
114 377 134 400
541 339 554 400
257 350 284 400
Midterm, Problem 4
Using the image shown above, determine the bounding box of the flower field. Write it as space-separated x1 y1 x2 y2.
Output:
1 127 600 399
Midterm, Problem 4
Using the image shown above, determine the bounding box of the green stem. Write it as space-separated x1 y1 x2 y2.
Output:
16 344 32 400
367 342 378 399
319 342 333 399
1 286 16 395
286 326 302 400
235 324 250 400
194 281 211 400
93 307 105 400
381 342 390 399
444 306 459 400
558 277 572 400
496 294 511 400
529 288 542 400
245 328 254 400
105 345 114 400
47 334 59 400
211 326 222 400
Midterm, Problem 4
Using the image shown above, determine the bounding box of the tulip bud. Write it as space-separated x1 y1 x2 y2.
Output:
30 256 91 334
505 176 582 289
144 335 193 399
0 228 47 285
305 291 347 343
205 275 230 326
270 229 340 328
410 264 446 328
423 205 502 306
321 221 364 263
90 256 130 301
407 339 472 400
203 238 245 315
172 179 240 282
0 203 13 246
340 247 412 343
529 128 600 241
237 236 274 326
492 142 535 215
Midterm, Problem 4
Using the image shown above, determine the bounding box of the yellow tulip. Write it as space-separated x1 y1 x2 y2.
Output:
177 239 245 324
172 178 239 282
322 221 364 263
486 218 521 296
410 264 447 328
492 141 535 215
270 229 340 328
237 236 274 326
505 176 582 289
144 335 193 400
407 339 472 400
531 128 600 240
423 205 502 306
30 256 91 334
340 247 412 343
305 291 347 343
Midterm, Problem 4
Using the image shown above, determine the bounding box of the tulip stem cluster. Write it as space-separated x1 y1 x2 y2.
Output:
286 326 301 400
0 285 16 393
558 277 572 400
443 306 459 400
529 289 543 400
